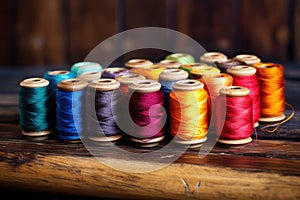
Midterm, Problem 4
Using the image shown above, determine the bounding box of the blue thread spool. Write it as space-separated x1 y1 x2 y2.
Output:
71 61 102 77
56 78 88 143
87 79 122 145
18 77 52 140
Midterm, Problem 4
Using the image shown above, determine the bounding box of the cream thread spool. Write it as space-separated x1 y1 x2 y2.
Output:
171 80 208 149
233 54 261 65
218 86 253 145
88 79 123 145
57 78 88 143
157 60 181 69
200 52 228 64
19 78 52 141
128 80 165 148
227 65 260 127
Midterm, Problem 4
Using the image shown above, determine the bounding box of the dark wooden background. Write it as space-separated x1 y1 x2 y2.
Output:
1 0 300 68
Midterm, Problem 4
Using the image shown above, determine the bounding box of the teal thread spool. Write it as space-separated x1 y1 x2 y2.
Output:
71 61 102 77
165 53 195 64
200 52 228 64
18 77 52 140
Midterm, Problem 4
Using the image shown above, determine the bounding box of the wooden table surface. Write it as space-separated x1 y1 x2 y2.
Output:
0 64 299 200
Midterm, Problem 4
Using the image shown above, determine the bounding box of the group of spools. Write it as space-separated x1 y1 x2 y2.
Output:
18 51 287 148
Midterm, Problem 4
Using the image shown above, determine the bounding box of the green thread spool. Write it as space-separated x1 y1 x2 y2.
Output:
18 77 52 140
165 53 195 64
71 61 102 77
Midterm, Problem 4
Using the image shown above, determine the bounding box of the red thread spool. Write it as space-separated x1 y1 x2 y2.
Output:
217 86 253 145
227 65 260 127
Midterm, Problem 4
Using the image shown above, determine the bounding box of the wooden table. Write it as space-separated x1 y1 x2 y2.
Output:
0 65 299 199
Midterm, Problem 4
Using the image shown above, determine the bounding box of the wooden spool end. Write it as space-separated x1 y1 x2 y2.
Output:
88 133 123 146
172 79 204 91
57 78 88 92
159 69 188 82
19 77 49 88
78 71 101 82
130 135 165 148
89 78 120 91
226 65 257 76
219 86 252 145
234 54 261 65
116 73 146 85
174 136 207 149
47 70 71 76
200 52 228 63
125 59 153 69
157 60 181 69
22 129 52 141
128 79 161 93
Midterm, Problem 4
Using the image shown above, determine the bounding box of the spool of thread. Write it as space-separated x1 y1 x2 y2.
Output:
217 86 253 145
200 52 228 64
43 70 75 127
56 78 88 143
101 67 129 79
215 59 246 73
157 60 181 69
179 62 208 78
227 65 260 127
78 71 102 83
190 65 221 80
128 79 165 148
159 69 189 132
169 79 208 148
165 53 195 64
125 59 153 70
71 61 102 77
87 79 122 145
253 62 286 122
18 77 52 140
233 54 261 65
131 65 165 81
115 73 146 95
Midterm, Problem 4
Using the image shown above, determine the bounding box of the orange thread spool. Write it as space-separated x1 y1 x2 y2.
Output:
254 62 285 122
169 80 208 148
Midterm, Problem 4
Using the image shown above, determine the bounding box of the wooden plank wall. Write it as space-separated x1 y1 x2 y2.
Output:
0 0 299 68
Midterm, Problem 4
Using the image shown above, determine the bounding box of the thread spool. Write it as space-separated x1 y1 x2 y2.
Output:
165 53 195 64
87 79 122 145
179 62 208 78
159 69 189 133
190 65 221 80
71 61 102 77
115 73 146 95
43 70 75 128
215 59 246 73
125 59 153 70
56 78 88 143
200 52 228 64
18 78 52 140
157 60 181 69
131 65 165 81
233 54 261 65
128 80 165 148
78 71 102 83
101 67 129 79
170 79 208 148
217 86 253 145
227 65 260 127
254 62 286 122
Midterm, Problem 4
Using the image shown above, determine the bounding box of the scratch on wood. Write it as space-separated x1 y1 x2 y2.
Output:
180 177 190 192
